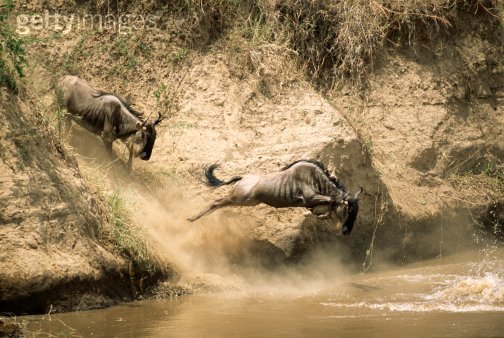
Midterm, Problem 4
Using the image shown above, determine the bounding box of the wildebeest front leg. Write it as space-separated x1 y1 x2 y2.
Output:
127 149 134 172
101 137 113 156
187 198 233 222
101 116 118 160
307 194 333 205
316 213 330 219
307 194 334 219
311 205 332 219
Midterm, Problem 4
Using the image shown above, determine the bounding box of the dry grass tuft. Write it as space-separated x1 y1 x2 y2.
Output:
274 0 502 86
21 0 501 85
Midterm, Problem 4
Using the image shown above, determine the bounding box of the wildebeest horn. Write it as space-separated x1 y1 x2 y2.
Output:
139 111 163 127
140 111 155 127
153 112 164 125
344 187 363 201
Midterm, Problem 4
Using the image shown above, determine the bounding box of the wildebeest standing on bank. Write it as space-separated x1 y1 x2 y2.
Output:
188 160 362 235
56 75 163 172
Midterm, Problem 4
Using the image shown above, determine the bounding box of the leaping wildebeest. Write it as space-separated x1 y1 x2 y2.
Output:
188 160 362 235
56 75 163 172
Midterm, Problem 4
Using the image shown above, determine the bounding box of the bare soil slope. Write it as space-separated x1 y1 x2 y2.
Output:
334 14 504 260
0 89 126 313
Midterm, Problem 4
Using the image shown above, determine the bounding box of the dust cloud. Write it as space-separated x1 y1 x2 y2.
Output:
66 129 350 295
124 178 355 296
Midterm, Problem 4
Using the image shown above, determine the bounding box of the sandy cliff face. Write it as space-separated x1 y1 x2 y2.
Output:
142 24 503 265
333 16 504 260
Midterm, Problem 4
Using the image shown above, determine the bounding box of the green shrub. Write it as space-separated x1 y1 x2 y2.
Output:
0 0 27 92
106 190 154 274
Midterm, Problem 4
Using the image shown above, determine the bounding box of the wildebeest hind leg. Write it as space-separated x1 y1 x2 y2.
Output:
187 198 233 222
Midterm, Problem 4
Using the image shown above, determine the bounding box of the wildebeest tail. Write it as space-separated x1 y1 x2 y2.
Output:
202 164 242 187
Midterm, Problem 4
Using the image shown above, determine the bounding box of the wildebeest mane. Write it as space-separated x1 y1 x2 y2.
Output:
331 176 347 192
92 90 143 118
281 159 327 172
282 159 348 192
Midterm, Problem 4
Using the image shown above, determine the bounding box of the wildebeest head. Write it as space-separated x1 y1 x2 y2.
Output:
326 171 362 235
310 167 362 235
132 112 163 161
340 188 363 235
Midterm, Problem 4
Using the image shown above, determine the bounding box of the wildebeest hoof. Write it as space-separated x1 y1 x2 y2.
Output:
311 204 331 217
342 226 351 235
315 213 331 220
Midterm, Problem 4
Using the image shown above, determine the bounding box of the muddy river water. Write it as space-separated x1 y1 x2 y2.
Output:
24 248 504 337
